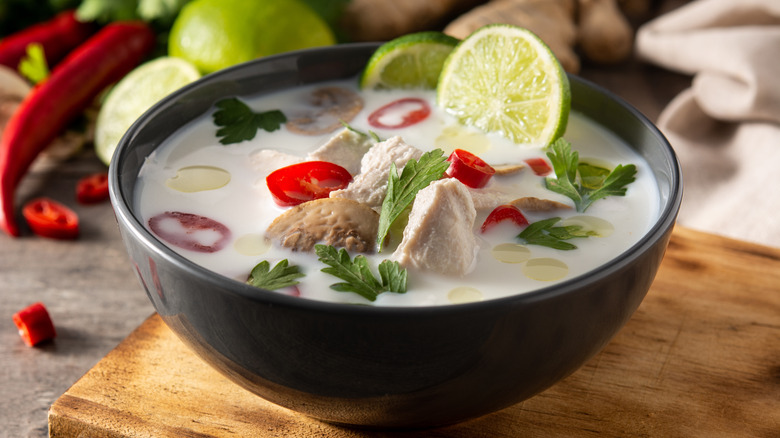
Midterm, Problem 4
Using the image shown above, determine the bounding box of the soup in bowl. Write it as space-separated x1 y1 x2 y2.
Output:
109 43 682 428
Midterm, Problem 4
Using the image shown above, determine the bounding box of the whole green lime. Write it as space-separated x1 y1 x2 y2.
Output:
169 0 336 74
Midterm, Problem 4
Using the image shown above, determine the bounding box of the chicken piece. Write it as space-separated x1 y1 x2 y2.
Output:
306 127 375 175
266 198 379 253
330 136 423 210
392 178 477 276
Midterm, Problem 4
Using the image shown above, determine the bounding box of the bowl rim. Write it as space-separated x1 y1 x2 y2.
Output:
109 43 683 317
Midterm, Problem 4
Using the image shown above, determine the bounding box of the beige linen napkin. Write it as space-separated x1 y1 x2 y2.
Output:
636 0 780 248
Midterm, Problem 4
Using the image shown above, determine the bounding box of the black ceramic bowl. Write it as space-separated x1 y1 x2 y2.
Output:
109 43 682 429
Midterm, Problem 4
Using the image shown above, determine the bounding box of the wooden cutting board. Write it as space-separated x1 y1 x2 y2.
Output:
48 227 780 437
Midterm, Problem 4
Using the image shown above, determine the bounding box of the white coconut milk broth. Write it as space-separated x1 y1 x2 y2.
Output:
134 79 660 306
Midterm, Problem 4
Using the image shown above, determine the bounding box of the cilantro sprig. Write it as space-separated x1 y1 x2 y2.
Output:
517 217 596 250
376 149 449 252
545 138 637 212
212 97 287 145
315 244 407 302
246 260 304 291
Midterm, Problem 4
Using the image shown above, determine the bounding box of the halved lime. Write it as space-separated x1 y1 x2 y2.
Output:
436 24 570 146
94 57 201 165
360 31 460 90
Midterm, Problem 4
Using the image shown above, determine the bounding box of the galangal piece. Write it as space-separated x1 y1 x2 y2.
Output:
393 178 477 276
330 136 423 210
266 197 379 253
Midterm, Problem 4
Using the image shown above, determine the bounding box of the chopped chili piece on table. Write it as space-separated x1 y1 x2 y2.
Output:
22 197 79 239
13 302 56 347
76 172 109 204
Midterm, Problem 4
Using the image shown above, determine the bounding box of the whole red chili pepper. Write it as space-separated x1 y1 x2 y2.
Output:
0 10 95 70
0 21 155 237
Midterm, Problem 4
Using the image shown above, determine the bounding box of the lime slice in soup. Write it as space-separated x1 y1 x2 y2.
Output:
360 31 459 90
437 24 570 146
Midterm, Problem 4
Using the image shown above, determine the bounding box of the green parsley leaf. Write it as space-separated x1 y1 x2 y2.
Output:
315 244 407 302
246 260 304 291
517 217 595 251
212 97 287 145
545 138 637 212
376 149 449 252
587 164 637 205
18 43 49 85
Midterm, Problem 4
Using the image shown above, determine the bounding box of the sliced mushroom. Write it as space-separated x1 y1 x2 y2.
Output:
266 197 379 253
510 196 571 212
286 86 364 135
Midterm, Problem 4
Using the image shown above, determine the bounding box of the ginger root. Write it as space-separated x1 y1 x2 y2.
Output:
339 0 486 42
444 0 580 73
577 0 634 64
445 0 639 71
340 0 644 72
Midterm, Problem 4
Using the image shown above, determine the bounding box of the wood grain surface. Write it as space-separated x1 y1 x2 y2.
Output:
48 226 780 437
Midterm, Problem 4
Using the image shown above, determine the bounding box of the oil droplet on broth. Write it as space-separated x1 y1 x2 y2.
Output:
523 258 569 281
448 286 483 304
560 215 614 237
435 124 491 155
166 166 231 193
492 243 532 263
234 233 271 256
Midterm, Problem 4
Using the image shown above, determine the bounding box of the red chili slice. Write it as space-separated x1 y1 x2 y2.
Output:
13 302 56 347
367 97 431 129
148 211 231 253
525 157 552 176
446 149 496 189
22 197 79 239
76 172 109 204
266 161 352 207
481 204 529 233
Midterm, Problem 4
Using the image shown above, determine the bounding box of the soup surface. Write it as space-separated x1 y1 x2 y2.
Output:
134 79 660 306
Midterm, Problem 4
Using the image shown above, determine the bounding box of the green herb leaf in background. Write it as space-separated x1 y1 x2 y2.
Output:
18 43 49 84
77 0 139 22
246 259 304 291
212 97 287 145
